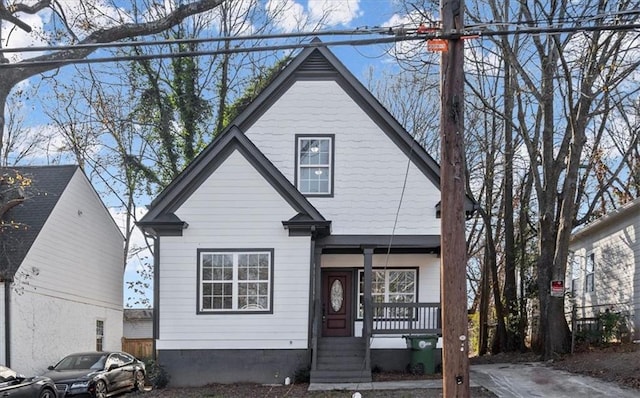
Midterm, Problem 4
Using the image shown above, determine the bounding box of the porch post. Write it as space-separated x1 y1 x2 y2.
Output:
312 246 322 371
363 246 374 369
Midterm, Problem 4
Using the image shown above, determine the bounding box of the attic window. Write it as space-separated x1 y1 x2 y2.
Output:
296 135 334 196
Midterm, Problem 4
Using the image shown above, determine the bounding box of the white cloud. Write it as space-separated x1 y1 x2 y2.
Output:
308 0 361 26
1 12 49 62
267 0 361 32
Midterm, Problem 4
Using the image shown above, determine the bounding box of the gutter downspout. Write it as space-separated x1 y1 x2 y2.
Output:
152 237 159 361
4 279 11 367
308 231 316 370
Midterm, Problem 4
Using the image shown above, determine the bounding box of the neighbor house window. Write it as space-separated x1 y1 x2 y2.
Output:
357 269 416 319
96 320 104 351
198 249 273 313
570 254 581 294
296 135 333 195
585 253 595 292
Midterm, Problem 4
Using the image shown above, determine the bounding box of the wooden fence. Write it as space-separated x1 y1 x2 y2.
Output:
122 338 153 359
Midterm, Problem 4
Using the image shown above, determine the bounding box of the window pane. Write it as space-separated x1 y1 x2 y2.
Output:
199 251 270 311
298 138 331 194
203 284 213 295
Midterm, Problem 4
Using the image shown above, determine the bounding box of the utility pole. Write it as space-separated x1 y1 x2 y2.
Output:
439 0 469 397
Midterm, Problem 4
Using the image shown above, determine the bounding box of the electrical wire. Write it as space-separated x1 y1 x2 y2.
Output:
1 11 640 69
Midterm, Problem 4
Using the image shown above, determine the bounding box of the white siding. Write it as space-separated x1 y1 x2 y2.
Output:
157 150 312 350
124 320 153 339
12 292 122 375
568 211 639 338
11 169 124 375
245 80 440 235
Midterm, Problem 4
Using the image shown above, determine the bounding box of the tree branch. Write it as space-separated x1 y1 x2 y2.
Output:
5 0 223 83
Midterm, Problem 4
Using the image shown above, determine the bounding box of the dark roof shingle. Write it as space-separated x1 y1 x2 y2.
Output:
0 165 78 279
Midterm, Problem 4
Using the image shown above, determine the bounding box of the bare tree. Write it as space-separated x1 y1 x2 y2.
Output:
0 0 225 163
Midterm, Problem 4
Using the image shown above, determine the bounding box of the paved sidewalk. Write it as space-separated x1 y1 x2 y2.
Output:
309 363 640 397
471 362 640 398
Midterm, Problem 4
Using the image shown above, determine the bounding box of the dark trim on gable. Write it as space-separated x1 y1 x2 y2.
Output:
282 213 331 237
196 248 275 315
294 134 335 198
224 41 443 191
138 126 327 231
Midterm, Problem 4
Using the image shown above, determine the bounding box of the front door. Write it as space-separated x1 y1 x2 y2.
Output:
322 270 352 337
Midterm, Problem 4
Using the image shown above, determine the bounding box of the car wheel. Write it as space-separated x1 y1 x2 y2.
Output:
39 388 56 398
94 380 108 398
134 370 145 391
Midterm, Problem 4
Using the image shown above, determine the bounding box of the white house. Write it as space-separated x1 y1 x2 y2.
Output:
0 165 124 375
138 40 471 386
567 197 640 340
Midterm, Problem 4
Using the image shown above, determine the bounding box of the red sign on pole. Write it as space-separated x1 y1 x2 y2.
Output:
427 39 448 52
550 280 564 297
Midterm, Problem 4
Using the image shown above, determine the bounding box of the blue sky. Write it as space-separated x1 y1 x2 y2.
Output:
3 0 431 308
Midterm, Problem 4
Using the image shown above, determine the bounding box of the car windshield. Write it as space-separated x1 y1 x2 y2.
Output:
54 354 108 370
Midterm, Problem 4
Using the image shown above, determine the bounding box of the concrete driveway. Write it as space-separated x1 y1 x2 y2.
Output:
471 362 639 398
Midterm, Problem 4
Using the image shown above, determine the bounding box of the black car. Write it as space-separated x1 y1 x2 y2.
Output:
0 365 57 398
43 352 145 398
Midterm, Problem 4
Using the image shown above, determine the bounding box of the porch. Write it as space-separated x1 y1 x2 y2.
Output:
310 302 442 383
309 236 442 383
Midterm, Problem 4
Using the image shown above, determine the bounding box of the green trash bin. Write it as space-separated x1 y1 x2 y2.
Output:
403 335 438 374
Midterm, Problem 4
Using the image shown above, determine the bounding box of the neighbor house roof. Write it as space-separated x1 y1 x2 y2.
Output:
571 196 640 242
0 165 78 279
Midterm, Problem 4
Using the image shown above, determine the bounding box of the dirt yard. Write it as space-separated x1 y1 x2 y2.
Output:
470 341 640 391
551 342 640 390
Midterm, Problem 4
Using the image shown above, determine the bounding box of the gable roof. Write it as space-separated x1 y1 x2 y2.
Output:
231 38 442 188
138 126 329 236
0 165 78 279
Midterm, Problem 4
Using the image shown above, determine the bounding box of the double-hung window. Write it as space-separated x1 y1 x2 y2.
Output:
198 249 273 313
357 269 416 319
570 254 581 294
296 135 333 195
585 252 595 292
96 320 104 351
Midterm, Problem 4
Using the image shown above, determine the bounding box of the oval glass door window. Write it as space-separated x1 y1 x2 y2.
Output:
330 279 344 312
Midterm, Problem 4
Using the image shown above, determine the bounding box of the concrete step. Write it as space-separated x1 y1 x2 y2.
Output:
310 369 372 383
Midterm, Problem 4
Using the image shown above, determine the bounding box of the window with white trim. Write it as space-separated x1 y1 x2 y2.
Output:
199 250 272 313
297 136 332 195
570 254 581 294
357 269 416 319
96 320 104 351
585 252 595 292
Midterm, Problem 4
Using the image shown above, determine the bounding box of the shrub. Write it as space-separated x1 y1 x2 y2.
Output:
144 359 170 389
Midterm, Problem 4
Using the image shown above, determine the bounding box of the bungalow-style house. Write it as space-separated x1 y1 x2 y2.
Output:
138 40 454 386
567 197 640 340
0 165 124 375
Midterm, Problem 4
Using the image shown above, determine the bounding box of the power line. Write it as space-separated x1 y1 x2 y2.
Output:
2 8 639 55
1 19 639 69
0 26 391 54
0 36 419 69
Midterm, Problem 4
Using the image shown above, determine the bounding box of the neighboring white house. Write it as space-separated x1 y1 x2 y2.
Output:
0 165 124 375
567 197 640 340
138 40 472 386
